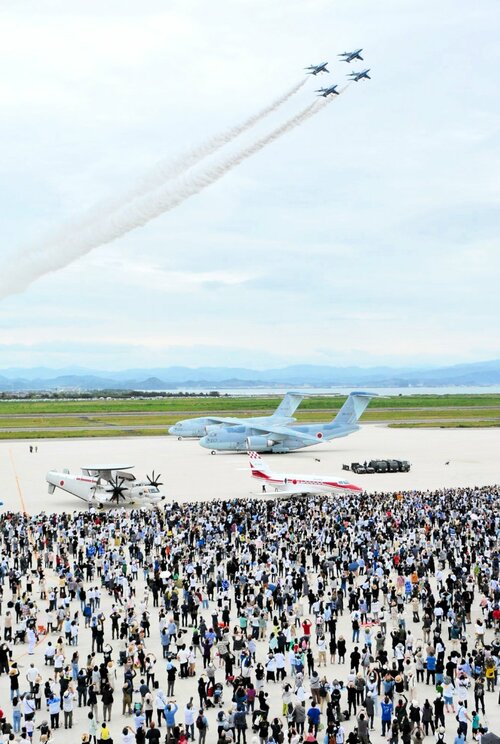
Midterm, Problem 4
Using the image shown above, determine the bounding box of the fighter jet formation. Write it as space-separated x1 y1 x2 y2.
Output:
308 48 371 98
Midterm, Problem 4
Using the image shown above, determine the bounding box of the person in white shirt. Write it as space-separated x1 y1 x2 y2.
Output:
62 689 75 729
184 698 195 741
26 663 39 691
27 627 37 655
121 725 136 744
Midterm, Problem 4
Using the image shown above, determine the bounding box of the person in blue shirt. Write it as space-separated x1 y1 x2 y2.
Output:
307 701 321 736
164 701 178 740
454 728 466 744
380 696 393 737
426 652 437 685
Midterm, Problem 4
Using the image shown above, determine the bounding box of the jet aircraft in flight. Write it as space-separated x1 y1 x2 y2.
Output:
199 391 376 454
305 62 329 75
168 392 304 439
338 49 363 63
316 85 340 97
347 69 371 82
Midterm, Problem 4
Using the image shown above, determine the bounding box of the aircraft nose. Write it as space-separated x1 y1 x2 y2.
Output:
199 436 210 448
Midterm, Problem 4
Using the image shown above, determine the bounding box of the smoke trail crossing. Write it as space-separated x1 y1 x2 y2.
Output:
0 89 345 299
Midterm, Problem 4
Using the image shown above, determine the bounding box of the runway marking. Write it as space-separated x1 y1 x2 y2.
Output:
9 448 28 515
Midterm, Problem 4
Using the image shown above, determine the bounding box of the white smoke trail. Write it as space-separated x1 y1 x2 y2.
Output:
0 89 344 300
135 78 308 189
54 78 307 239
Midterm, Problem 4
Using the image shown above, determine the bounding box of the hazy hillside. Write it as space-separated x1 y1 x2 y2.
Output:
0 360 499 391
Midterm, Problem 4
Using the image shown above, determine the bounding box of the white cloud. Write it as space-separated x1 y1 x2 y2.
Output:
0 0 499 368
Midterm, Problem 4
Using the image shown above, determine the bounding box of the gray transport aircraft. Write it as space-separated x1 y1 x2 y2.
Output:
168 392 304 439
338 49 364 63
199 391 376 454
305 62 329 75
348 69 371 82
316 85 340 97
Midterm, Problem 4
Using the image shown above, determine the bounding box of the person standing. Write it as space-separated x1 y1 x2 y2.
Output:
62 688 74 729
380 696 393 737
456 703 471 739
164 701 178 743
166 662 177 697
184 699 195 741
12 697 22 734
101 683 114 723
145 721 161 744
196 708 209 744
48 693 60 730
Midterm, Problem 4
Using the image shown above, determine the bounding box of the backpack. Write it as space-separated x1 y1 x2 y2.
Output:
196 715 206 730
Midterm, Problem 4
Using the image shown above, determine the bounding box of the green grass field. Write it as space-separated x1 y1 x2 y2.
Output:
0 394 497 438
1 393 500 414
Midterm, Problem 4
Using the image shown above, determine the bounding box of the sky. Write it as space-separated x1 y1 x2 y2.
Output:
0 0 499 370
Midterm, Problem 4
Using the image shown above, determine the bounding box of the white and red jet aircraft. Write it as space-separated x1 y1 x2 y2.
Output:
248 451 362 496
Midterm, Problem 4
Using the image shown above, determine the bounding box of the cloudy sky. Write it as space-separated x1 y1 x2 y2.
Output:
0 0 499 370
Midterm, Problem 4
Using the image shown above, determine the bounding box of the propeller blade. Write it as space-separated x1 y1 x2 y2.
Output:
146 471 163 488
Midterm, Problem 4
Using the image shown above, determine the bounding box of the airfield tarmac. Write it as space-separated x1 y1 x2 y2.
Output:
1 425 499 512
1 426 500 743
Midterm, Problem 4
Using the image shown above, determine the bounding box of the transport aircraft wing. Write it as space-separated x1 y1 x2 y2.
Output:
242 422 322 444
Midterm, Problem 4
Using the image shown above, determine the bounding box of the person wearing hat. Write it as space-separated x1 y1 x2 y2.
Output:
82 736 91 744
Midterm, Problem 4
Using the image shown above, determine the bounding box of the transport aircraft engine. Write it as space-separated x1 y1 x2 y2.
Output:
245 436 274 451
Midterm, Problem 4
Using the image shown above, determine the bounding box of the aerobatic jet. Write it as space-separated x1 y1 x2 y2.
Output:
305 62 329 75
338 49 363 63
316 85 340 97
348 69 371 82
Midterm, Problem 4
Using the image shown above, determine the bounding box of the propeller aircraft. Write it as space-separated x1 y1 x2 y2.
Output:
46 465 165 507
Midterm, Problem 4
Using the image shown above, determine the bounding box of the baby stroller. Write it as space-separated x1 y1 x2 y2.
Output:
213 682 224 707
13 628 26 645
206 682 224 708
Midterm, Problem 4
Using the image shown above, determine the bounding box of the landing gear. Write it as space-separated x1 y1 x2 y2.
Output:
177 436 182 441
211 450 217 456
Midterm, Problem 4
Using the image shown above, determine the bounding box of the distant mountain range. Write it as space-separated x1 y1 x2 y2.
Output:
0 360 499 392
